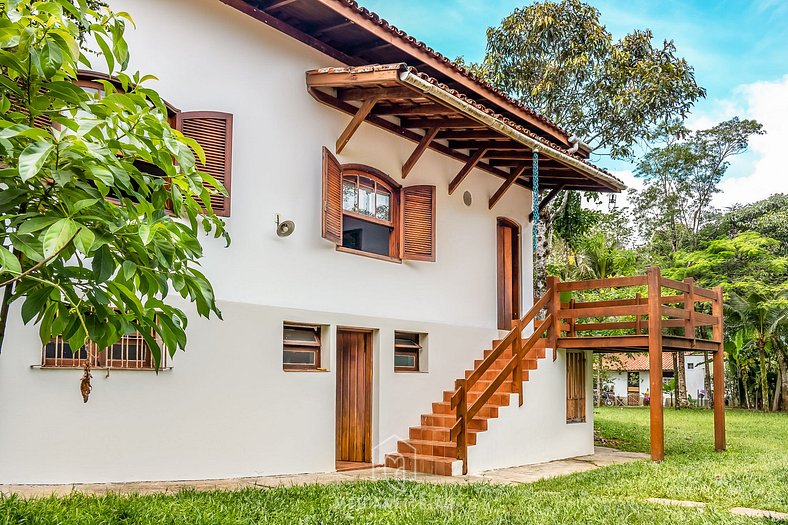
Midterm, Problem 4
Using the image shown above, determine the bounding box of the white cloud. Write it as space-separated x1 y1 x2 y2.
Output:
691 75 788 208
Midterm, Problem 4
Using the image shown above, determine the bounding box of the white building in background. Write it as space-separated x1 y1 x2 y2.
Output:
602 353 709 406
0 0 624 483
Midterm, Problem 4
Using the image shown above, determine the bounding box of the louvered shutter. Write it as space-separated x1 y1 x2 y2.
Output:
176 111 233 217
321 146 343 245
401 185 436 262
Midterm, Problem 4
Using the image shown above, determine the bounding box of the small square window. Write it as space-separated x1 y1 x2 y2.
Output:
283 323 321 371
687 362 695 370
394 332 423 372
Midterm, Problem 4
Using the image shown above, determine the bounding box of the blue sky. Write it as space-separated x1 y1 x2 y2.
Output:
360 0 788 206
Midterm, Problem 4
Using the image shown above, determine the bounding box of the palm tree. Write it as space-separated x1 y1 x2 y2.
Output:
726 329 754 408
726 291 788 411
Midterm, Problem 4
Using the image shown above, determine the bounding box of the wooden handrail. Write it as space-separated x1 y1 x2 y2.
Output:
556 274 647 292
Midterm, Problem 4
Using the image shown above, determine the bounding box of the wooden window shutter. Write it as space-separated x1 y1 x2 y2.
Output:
401 185 436 262
176 111 233 217
321 146 343 245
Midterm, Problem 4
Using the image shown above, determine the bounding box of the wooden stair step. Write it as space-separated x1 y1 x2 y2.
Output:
464 368 530 382
384 452 460 476
432 401 499 418
442 390 511 406
422 413 488 431
397 439 457 458
409 425 478 445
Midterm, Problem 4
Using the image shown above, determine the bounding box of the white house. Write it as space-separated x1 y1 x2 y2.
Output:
603 353 709 406
0 0 625 483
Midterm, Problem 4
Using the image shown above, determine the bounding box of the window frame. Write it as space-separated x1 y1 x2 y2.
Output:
394 331 422 373
283 323 322 372
340 165 402 260
42 330 161 370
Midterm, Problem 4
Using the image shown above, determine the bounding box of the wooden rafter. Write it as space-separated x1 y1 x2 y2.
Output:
374 104 452 116
448 148 488 194
436 130 506 140
336 97 378 154
489 163 529 209
402 127 440 178
263 0 299 10
338 87 416 101
401 117 484 129
528 185 564 222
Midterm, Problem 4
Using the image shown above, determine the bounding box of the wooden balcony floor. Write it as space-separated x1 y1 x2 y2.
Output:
557 334 720 353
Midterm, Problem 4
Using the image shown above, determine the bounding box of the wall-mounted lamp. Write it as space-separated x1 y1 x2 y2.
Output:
276 214 295 237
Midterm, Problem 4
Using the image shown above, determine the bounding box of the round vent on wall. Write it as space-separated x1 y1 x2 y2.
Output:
276 215 296 237
463 191 473 207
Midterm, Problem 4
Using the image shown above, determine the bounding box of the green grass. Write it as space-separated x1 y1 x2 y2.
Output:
1 408 786 524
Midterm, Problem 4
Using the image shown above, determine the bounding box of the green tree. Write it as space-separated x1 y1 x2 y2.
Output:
0 1 228 396
726 292 788 411
701 194 788 255
630 118 764 256
463 0 706 295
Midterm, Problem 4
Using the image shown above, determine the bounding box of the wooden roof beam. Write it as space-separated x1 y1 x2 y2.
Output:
529 185 564 222
436 129 507 140
448 148 488 194
401 117 484 129
402 128 440 178
449 140 527 150
262 0 299 10
489 163 529 209
336 97 378 154
338 86 419 101
373 104 455 116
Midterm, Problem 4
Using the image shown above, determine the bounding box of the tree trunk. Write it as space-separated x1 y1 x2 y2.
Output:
772 366 781 412
533 217 551 299
757 340 770 412
777 350 788 412
677 352 689 407
742 373 751 409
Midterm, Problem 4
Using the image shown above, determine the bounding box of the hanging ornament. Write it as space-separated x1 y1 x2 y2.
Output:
532 149 539 250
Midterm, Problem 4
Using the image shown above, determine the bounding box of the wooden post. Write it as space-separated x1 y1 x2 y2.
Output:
512 320 524 406
635 293 642 334
546 276 561 361
683 277 696 339
454 378 468 475
568 299 577 337
712 286 726 451
647 267 665 462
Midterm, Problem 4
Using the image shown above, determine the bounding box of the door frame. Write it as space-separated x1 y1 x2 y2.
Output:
335 327 373 464
496 217 522 330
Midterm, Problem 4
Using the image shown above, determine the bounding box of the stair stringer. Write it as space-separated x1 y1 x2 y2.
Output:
465 348 593 474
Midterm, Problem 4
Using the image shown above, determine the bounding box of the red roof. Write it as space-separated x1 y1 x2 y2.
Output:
602 353 677 372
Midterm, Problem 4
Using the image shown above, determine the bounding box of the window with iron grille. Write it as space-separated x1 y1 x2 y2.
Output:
283 323 321 371
394 332 423 372
42 331 160 370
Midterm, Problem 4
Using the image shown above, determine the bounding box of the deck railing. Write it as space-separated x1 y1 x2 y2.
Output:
450 267 724 472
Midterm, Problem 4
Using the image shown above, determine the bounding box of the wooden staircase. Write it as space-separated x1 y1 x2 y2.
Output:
384 290 556 476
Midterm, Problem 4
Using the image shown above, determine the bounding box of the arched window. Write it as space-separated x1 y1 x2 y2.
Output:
322 148 437 262
340 167 399 258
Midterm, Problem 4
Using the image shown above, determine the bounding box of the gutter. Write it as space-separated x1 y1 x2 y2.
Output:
398 70 625 192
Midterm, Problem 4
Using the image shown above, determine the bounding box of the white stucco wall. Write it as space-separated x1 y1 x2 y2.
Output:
0 0 594 484
468 349 594 473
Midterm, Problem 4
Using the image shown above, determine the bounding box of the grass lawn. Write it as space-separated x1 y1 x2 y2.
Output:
1 408 786 524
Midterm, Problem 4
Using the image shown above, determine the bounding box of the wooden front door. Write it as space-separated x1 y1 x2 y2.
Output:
497 218 521 330
336 329 372 463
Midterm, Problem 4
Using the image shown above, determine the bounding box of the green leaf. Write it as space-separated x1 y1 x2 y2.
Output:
42 218 78 258
91 245 114 283
40 40 64 78
9 233 44 263
0 245 21 275
21 286 52 324
122 260 137 280
138 223 153 245
74 227 95 256
18 141 55 181
94 33 114 73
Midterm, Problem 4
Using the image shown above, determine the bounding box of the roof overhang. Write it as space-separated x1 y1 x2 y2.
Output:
307 64 625 205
